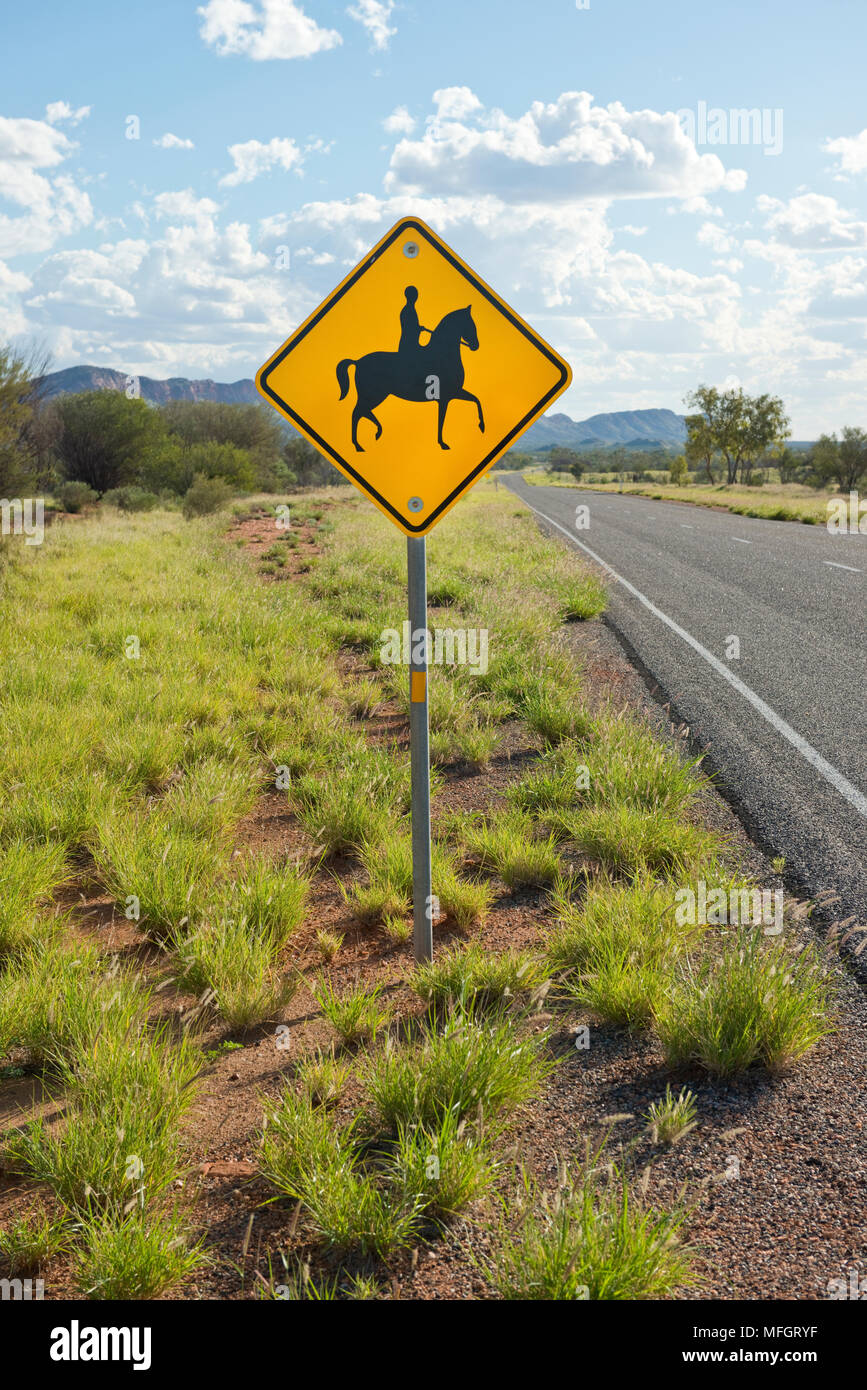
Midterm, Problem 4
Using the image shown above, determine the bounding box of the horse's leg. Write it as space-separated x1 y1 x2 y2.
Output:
351 400 365 452
454 387 485 433
361 389 385 443
437 397 450 450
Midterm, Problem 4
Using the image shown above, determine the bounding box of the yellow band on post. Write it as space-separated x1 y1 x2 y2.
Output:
410 670 427 704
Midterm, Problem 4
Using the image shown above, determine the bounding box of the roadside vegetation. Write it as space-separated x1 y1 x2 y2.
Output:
511 379 867 526
0 473 836 1301
521 471 837 525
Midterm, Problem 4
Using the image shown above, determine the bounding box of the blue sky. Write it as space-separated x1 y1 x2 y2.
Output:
2 0 867 434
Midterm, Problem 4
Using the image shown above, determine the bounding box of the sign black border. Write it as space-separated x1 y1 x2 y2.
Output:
258 218 570 534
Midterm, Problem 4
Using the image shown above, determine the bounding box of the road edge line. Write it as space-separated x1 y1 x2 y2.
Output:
522 498 867 822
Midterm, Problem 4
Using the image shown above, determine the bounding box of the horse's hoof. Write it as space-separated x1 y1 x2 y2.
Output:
439 442 450 451
354 444 364 453
479 422 485 433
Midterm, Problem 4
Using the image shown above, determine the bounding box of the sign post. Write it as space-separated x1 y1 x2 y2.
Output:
255 217 571 962
407 536 433 963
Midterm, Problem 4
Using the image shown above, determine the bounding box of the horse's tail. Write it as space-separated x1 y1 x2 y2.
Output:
336 358 356 400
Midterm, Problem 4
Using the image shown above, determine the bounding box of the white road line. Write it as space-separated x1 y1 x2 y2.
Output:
732 537 752 545
824 560 861 573
680 524 695 529
523 500 867 822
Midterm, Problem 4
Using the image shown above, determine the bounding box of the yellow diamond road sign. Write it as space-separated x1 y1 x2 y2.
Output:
256 217 572 536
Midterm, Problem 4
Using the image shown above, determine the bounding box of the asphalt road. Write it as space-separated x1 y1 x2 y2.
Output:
507 476 867 944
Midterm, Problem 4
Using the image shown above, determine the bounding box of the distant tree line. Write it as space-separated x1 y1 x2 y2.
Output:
0 342 342 514
502 384 867 492
683 385 867 490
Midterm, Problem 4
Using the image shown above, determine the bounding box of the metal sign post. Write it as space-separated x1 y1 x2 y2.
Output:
407 535 433 963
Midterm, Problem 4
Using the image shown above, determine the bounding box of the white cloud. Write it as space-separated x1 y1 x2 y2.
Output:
823 129 867 178
432 87 483 121
197 0 341 61
674 195 723 216
293 244 336 265
153 133 195 150
0 257 31 337
347 1 396 51
219 136 304 186
0 115 92 256
383 105 415 136
756 193 867 250
45 101 91 126
282 190 742 340
23 190 308 377
154 189 221 222
697 221 735 254
0 116 75 168
385 90 747 204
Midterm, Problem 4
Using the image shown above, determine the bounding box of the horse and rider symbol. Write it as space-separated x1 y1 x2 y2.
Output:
336 287 485 452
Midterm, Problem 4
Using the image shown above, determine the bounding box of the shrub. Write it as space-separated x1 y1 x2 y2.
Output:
655 933 834 1075
0 1211 70 1275
313 977 392 1046
390 1111 497 1218
53 391 165 494
57 480 99 513
75 1210 208 1299
174 919 296 1028
365 1011 554 1129
412 942 549 1016
101 486 159 512
644 1086 698 1145
546 878 689 1028
182 473 233 518
451 808 562 888
483 1160 694 1300
5 1022 202 1214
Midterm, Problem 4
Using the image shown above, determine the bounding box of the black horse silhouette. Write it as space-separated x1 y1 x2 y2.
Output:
336 298 484 452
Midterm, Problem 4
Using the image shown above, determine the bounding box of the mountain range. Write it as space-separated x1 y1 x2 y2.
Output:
39 365 687 450
521 407 686 450
40 365 259 407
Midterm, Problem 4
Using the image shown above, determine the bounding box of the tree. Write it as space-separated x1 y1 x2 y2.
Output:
669 454 688 486
774 446 801 485
160 401 284 488
0 342 52 495
740 394 790 483
548 446 583 476
499 450 533 471
53 391 166 493
684 410 718 483
139 438 256 495
611 446 628 491
282 434 340 488
813 428 867 492
684 385 789 484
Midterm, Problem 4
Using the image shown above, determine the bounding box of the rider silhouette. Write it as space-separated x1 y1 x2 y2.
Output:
399 287 431 358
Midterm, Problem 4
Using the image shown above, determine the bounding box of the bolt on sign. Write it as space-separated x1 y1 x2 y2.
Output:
256 217 572 535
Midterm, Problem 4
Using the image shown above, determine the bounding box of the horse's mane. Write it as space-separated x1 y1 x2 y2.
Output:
429 306 470 343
